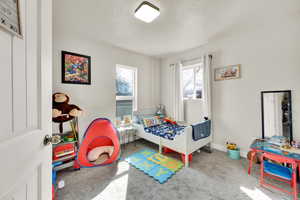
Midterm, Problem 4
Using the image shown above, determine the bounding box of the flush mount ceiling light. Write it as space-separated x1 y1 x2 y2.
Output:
134 1 160 23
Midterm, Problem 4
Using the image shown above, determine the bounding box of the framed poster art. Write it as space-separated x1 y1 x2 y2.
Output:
215 64 241 81
0 0 22 37
61 51 91 85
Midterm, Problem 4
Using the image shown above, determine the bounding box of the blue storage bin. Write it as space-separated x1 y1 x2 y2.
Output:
227 148 240 160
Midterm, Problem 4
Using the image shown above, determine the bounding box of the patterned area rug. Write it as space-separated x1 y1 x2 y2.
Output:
125 149 183 183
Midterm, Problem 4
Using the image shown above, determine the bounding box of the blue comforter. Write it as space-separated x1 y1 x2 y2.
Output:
144 123 186 140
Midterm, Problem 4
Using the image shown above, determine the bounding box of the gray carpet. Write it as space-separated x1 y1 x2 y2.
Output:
56 140 294 200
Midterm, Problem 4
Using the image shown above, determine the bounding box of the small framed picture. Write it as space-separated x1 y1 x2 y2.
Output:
62 51 91 85
0 0 22 38
215 64 241 81
123 115 132 125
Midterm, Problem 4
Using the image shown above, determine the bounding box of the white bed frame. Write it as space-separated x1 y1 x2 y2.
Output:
134 122 212 167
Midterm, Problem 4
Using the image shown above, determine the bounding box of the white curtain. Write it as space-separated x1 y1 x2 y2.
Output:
203 55 213 119
170 62 184 121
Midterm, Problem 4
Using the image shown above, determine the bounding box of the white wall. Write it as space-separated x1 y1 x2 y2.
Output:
52 33 160 136
161 6 300 153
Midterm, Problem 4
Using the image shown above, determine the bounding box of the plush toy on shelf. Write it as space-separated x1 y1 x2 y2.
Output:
52 92 82 133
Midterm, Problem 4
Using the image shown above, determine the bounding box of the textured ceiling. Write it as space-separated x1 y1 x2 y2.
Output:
53 0 300 57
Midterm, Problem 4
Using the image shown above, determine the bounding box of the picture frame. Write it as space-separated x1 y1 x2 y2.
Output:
61 51 91 85
0 0 22 38
123 115 132 125
215 64 241 81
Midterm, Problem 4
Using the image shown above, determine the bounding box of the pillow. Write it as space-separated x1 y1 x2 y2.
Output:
87 146 114 163
142 116 162 128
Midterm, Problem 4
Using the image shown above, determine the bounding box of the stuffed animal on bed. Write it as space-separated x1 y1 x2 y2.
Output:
163 117 177 125
52 93 82 133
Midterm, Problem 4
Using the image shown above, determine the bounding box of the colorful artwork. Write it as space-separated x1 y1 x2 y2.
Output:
215 64 241 81
125 149 183 183
62 51 91 84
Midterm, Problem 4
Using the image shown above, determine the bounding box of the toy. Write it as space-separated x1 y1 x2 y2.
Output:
52 93 82 133
281 144 291 150
76 118 120 167
57 180 65 189
226 142 237 150
53 143 76 161
164 117 177 125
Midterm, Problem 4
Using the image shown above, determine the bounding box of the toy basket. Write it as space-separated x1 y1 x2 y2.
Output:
227 148 240 160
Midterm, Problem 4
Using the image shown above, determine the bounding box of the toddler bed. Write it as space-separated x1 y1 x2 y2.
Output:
133 115 212 167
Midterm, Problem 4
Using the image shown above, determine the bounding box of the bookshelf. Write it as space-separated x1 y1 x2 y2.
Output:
52 117 80 171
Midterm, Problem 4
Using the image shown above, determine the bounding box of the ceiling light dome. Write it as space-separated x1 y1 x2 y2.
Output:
134 1 160 23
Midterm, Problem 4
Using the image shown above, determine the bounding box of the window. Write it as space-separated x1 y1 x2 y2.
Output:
182 64 203 100
116 65 137 125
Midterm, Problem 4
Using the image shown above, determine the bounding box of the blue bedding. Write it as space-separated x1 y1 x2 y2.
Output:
144 123 186 140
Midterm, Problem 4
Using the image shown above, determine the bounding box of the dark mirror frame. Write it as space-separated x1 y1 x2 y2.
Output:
261 90 293 142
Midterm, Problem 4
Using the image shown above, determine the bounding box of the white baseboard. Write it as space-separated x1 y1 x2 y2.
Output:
211 143 226 152
211 143 248 158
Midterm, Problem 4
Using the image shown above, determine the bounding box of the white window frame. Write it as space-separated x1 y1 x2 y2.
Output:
116 64 138 112
182 63 204 101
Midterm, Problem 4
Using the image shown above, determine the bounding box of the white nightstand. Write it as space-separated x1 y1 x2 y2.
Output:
117 125 138 147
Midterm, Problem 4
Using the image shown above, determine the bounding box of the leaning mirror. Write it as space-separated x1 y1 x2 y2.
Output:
261 90 293 142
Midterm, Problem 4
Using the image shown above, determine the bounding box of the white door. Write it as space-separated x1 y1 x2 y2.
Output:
0 0 52 199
